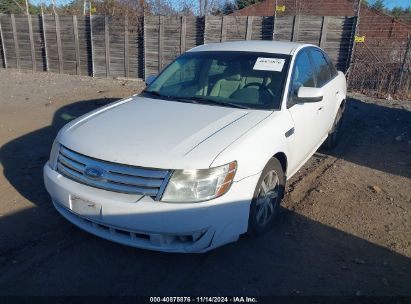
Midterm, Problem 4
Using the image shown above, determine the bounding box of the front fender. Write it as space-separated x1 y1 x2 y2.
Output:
211 111 294 181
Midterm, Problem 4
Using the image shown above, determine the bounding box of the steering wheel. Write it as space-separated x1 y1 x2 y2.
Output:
243 82 273 97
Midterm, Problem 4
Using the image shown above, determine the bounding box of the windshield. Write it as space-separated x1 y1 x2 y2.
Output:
143 51 291 110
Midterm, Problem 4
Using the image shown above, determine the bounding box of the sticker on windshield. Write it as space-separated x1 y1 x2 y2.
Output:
253 57 285 72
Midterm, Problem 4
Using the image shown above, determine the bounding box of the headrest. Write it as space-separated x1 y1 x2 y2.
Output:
225 63 241 81
226 73 241 81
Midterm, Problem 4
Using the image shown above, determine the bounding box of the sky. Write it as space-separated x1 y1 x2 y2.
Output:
379 0 410 9
29 0 411 10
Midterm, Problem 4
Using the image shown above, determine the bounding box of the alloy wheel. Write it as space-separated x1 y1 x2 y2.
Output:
255 170 280 227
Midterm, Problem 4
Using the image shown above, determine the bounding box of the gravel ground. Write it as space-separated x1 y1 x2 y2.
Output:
0 69 410 296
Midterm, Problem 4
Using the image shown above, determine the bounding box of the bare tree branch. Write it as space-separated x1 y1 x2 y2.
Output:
11 0 26 13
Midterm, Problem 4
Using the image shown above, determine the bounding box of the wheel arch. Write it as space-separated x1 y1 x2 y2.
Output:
340 98 346 111
273 152 288 177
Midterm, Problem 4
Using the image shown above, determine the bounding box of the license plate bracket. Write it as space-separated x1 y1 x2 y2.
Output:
71 196 102 220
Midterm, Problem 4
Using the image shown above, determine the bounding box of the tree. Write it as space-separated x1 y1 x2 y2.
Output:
391 6 402 19
210 0 237 15
180 2 195 15
0 0 24 14
221 0 237 14
57 0 149 17
58 0 83 15
176 0 196 16
236 0 261 10
370 0 386 13
0 0 40 14
388 6 411 23
361 0 370 7
147 0 175 15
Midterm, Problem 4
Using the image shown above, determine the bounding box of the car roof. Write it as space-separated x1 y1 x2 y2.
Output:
188 40 312 55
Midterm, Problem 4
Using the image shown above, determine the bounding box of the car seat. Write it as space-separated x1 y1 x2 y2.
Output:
209 63 242 98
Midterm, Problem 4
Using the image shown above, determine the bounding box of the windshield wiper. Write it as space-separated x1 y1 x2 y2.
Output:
142 90 170 99
143 92 249 109
175 96 250 109
142 91 200 104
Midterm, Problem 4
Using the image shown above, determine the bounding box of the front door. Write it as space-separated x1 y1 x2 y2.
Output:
309 48 339 136
286 49 325 174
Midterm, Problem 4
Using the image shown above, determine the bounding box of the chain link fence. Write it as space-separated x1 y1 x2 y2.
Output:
348 7 411 99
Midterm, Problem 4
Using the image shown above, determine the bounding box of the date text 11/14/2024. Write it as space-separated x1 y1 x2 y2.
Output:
149 297 258 303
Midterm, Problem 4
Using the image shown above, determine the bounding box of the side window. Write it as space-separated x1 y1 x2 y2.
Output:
310 49 332 87
287 50 316 108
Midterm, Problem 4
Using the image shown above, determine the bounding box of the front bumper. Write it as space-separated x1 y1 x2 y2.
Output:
44 164 259 253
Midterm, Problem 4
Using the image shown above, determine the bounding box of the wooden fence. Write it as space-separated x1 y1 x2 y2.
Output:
0 14 355 79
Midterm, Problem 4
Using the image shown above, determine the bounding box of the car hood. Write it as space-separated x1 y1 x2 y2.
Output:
59 96 271 169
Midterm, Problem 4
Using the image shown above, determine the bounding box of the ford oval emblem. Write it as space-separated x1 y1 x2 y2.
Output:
84 167 105 180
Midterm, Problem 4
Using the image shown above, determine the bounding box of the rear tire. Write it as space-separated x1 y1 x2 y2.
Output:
324 106 344 150
248 158 285 236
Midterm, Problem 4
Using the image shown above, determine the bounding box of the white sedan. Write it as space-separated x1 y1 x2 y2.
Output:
44 41 347 253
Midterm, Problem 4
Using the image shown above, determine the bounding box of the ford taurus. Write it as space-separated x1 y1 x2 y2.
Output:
44 41 347 253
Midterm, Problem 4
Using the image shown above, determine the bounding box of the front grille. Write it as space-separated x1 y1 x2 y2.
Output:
56 146 171 199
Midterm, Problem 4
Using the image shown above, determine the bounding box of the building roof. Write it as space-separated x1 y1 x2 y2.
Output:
231 0 356 17
188 40 310 55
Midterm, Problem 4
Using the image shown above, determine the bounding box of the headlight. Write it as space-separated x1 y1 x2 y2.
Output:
161 161 237 203
48 139 60 170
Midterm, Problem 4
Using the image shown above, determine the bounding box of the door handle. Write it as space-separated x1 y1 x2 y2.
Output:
285 127 295 138
335 90 340 95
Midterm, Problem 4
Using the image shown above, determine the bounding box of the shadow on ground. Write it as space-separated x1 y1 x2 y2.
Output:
0 97 410 296
325 98 411 179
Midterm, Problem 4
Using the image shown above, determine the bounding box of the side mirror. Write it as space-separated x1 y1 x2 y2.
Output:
145 75 157 86
297 87 323 103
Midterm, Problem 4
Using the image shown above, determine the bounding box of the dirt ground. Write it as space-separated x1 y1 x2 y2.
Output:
0 69 410 296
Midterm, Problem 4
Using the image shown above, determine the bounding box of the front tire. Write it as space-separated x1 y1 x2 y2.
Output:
248 158 286 236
